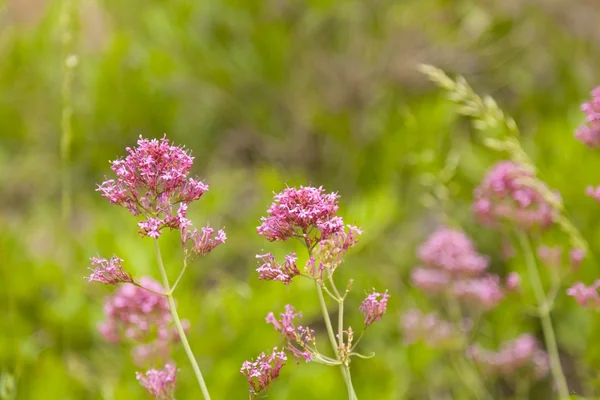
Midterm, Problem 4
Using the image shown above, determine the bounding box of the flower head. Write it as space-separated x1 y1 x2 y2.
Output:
136 364 177 400
309 225 362 280
417 227 489 276
257 186 344 246
88 256 133 285
469 334 550 380
575 86 600 148
98 277 186 365
506 272 521 291
401 309 469 348
97 136 209 238
567 281 600 309
256 253 300 285
473 161 558 230
241 347 287 395
570 248 585 270
266 305 315 362
182 224 227 258
359 291 390 326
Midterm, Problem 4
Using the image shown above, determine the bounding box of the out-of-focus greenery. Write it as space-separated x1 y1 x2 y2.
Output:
1 0 600 399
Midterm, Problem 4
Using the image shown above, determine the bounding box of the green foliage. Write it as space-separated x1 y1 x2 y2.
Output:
1 0 600 399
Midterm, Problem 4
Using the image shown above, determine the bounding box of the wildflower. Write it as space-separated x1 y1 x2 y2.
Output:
537 245 563 268
469 334 550 380
586 186 600 202
567 281 600 309
505 272 521 291
417 227 489 276
98 277 185 365
88 256 133 285
410 267 450 293
257 186 344 247
575 86 600 148
266 305 315 362
309 225 362 280
256 253 300 285
570 248 585 270
359 291 390 326
241 348 287 395
136 364 177 400
473 161 558 230
401 309 468 348
182 224 227 258
97 136 209 238
451 275 505 310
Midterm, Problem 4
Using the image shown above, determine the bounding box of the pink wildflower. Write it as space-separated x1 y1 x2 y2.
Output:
309 225 363 280
359 291 390 326
451 275 505 310
88 256 133 285
96 136 209 238
401 309 468 348
182 224 227 258
241 347 287 395
417 227 489 276
575 86 600 148
570 248 585 270
257 186 344 247
469 334 550 380
136 363 177 400
266 305 314 362
506 272 521 291
537 245 563 267
473 161 558 230
410 267 450 293
256 253 300 285
567 281 600 309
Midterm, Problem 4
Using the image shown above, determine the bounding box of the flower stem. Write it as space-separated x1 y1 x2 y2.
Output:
315 281 358 399
516 231 569 399
154 239 212 400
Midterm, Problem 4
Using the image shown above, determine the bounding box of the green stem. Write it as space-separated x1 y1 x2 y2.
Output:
154 239 212 400
516 231 569 399
315 281 357 399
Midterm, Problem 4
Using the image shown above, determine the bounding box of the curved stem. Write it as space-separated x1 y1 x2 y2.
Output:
154 239 212 400
315 281 357 399
516 231 569 399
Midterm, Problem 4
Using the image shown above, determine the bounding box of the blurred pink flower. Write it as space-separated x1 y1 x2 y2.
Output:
569 248 586 270
506 272 521 291
567 281 600 309
136 363 177 400
266 305 314 362
401 309 468 348
451 275 505 310
575 86 600 148
241 347 287 395
537 245 563 268
473 161 558 230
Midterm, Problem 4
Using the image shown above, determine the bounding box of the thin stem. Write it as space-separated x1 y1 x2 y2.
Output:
170 259 188 294
154 239 212 400
516 231 569 399
132 281 168 297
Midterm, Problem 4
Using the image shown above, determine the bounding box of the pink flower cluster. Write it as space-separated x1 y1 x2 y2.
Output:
401 309 470 348
575 86 600 148
241 347 287 395
136 363 178 400
181 222 227 260
359 291 390 327
411 227 514 310
88 256 133 285
473 161 557 230
257 186 344 246
537 245 585 270
266 305 315 362
98 277 186 366
567 281 600 309
469 334 550 380
256 253 300 285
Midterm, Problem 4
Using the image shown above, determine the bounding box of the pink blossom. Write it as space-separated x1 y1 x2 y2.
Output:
96 136 209 238
256 253 300 285
570 248 585 270
401 309 468 348
451 275 505 310
182 224 227 258
567 281 600 309
359 291 390 326
587 185 600 203
98 277 185 366
469 334 550 380
136 363 177 400
88 256 133 285
266 305 314 362
473 161 558 230
241 347 287 395
537 245 563 267
410 267 450 293
506 272 521 291
417 227 489 276
309 225 362 280
575 86 600 148
257 186 344 247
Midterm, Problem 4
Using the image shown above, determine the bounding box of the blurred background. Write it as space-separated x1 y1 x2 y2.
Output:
2 0 600 398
